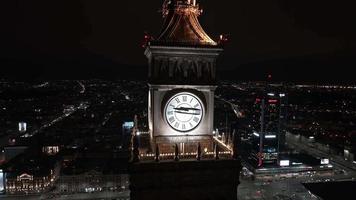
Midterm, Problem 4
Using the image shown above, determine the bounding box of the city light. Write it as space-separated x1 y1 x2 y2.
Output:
279 160 290 167
292 162 303 165
18 122 27 132
321 158 329 165
122 122 134 129
268 99 278 104
0 169 4 194
1 0 355 199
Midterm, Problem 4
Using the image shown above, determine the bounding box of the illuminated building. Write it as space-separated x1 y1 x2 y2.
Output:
42 146 60 156
129 1 241 200
18 122 27 132
2 147 60 195
0 169 4 194
122 121 134 131
5 172 56 194
58 172 128 194
4 162 60 195
251 90 287 167
122 121 135 148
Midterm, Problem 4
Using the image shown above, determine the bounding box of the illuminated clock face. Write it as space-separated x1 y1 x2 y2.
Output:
164 92 204 132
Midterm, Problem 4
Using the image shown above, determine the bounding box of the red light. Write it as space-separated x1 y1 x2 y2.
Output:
268 99 278 104
142 33 153 48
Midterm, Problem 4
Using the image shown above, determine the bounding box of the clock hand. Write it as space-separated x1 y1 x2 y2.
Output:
174 107 201 111
173 111 201 115
173 107 190 111
187 108 201 111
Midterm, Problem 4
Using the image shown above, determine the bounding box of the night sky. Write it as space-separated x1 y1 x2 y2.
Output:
0 0 355 82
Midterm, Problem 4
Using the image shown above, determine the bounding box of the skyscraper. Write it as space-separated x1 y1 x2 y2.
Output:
251 87 287 167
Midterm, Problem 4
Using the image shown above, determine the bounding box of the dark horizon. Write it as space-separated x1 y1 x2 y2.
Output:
0 0 355 83
2 52 355 84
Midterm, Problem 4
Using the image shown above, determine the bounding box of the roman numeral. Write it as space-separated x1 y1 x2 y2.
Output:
190 98 194 103
169 117 175 123
167 111 173 115
189 122 193 127
193 117 199 123
183 96 187 102
182 124 186 130
174 122 180 128
194 103 199 108
175 98 180 104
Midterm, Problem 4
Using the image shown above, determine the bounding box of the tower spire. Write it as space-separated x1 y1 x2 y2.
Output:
158 0 217 46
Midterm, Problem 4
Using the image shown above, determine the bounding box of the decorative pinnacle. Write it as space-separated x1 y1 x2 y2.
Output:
162 0 202 17
157 0 217 45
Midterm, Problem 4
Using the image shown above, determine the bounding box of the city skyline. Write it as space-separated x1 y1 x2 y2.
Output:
0 1 355 199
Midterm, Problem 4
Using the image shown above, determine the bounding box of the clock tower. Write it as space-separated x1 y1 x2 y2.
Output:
145 0 223 138
129 1 241 200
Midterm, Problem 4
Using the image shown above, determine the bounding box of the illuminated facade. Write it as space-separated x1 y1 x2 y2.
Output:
130 1 241 200
5 168 59 195
146 0 222 138
143 0 234 160
18 122 27 132
2 150 61 195
251 91 287 166
0 170 4 194
58 172 129 194
42 146 60 156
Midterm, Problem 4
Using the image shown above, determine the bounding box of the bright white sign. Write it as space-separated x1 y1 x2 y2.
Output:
321 158 329 165
280 160 290 167
18 122 27 132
